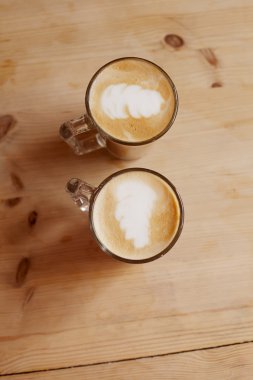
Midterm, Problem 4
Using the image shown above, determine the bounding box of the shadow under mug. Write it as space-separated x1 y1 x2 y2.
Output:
66 168 184 264
60 57 178 160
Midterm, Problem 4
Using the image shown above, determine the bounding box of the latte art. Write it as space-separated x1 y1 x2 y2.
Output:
92 170 181 261
114 179 157 248
101 84 165 120
89 58 177 142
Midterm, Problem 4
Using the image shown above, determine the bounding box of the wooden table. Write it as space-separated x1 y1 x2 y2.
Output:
1 0 253 378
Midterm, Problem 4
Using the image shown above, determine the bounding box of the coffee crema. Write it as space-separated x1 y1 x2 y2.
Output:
88 58 176 143
91 170 181 261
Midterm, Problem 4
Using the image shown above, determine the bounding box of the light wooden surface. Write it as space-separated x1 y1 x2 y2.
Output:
3 343 253 380
0 0 253 378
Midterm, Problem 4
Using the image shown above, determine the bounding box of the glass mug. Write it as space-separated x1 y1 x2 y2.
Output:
60 57 178 160
66 168 184 264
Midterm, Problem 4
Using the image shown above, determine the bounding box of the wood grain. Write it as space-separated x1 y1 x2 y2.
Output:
0 0 253 376
2 343 253 380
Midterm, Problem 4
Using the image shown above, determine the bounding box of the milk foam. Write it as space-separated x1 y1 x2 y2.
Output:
101 83 165 120
114 179 157 248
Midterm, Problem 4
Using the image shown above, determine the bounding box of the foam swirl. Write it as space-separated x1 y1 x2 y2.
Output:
114 179 157 248
101 83 165 120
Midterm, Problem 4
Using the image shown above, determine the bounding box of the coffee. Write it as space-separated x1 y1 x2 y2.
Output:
91 170 181 261
88 58 176 143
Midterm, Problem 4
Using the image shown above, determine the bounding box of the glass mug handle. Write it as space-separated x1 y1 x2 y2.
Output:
66 178 96 212
59 114 106 155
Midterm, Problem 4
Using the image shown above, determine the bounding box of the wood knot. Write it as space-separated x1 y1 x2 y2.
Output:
28 210 38 227
10 172 24 190
199 48 218 67
16 257 30 287
164 34 184 48
3 197 22 207
0 115 16 141
211 81 223 88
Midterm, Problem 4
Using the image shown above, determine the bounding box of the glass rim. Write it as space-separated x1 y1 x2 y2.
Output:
85 57 179 147
89 167 184 264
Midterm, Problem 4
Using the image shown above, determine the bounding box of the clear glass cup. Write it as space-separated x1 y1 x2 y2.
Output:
66 168 184 264
60 57 178 160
